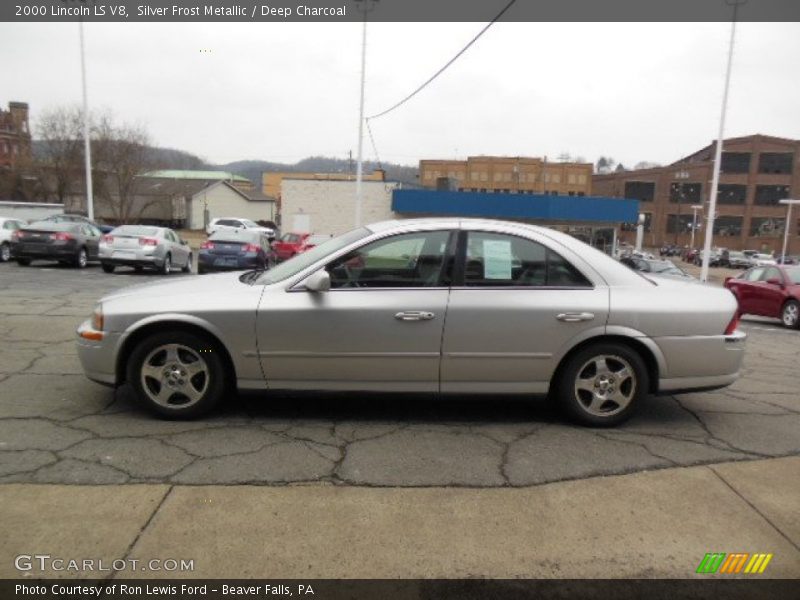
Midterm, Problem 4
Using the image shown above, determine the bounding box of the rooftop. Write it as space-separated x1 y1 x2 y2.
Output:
143 170 251 183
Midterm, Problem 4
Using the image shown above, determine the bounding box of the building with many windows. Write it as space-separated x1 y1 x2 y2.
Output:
0 101 31 168
419 156 593 197
593 134 799 253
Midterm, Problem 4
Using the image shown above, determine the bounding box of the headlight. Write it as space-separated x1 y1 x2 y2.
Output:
91 304 104 331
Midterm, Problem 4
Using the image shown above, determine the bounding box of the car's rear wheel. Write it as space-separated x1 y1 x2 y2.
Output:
74 247 88 268
101 263 115 274
556 342 648 427
126 331 226 419
781 300 800 329
0 242 10 262
161 254 171 275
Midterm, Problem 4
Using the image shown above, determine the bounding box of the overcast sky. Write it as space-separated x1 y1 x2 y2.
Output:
2 21 799 167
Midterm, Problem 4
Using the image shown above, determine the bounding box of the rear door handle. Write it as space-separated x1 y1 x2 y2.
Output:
395 311 435 322
556 312 595 323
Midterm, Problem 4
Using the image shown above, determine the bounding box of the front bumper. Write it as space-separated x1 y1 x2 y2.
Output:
76 319 123 386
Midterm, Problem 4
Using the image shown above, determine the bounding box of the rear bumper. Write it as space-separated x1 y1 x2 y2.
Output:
655 330 746 393
12 245 77 259
198 254 262 271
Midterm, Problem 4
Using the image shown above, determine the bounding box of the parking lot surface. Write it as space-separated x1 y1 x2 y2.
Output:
1 261 798 487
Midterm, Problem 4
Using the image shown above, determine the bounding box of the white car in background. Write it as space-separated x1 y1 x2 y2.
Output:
206 218 275 239
0 217 27 262
751 253 777 267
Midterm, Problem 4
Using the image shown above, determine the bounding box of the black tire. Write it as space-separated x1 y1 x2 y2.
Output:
101 263 116 274
126 330 227 419
555 342 649 427
181 253 193 273
74 247 88 269
134 266 143 273
17 257 31 266
0 242 10 262
198 266 207 275
161 253 171 275
781 299 800 330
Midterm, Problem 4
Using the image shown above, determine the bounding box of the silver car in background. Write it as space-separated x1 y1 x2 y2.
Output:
206 217 275 239
77 218 746 426
99 225 192 274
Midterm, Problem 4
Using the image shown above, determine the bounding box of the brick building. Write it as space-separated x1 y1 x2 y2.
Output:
593 134 799 253
0 101 31 168
419 156 593 196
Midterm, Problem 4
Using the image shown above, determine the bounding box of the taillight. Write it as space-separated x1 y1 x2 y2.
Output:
724 312 740 335
51 232 73 241
102 235 114 244
139 237 158 246
200 241 214 250
242 243 260 253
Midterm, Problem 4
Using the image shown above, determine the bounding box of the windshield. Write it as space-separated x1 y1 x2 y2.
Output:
257 227 371 284
242 219 260 228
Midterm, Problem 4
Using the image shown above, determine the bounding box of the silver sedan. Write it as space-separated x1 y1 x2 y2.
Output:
76 218 746 426
99 225 192 274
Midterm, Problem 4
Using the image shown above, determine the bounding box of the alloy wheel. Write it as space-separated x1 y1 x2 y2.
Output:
782 302 799 328
140 343 209 408
573 354 637 417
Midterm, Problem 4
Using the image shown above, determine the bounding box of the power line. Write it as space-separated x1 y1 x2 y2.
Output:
366 0 517 121
365 118 383 171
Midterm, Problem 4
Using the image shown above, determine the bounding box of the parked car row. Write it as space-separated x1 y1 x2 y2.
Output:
619 256 695 281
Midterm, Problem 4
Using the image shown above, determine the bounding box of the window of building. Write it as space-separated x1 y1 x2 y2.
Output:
544 173 550 183
666 214 695 234
669 182 702 203
470 172 479 182
749 217 785 237
578 174 587 185
713 216 743 237
551 173 561 183
721 152 751 174
754 185 790 206
480 172 488 182
493 172 502 183
621 213 652 233
567 173 577 184
716 184 747 205
758 152 793 174
424 171 433 180
624 181 655 202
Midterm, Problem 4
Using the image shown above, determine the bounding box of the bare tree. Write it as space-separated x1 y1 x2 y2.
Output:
595 156 616 174
34 106 85 203
92 114 158 223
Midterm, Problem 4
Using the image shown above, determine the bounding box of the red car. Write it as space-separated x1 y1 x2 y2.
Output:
724 265 800 328
271 232 332 261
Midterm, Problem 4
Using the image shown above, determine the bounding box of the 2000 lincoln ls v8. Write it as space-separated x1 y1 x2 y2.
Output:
76 219 746 426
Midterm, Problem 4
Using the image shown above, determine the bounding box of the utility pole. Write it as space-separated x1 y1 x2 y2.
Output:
79 19 94 220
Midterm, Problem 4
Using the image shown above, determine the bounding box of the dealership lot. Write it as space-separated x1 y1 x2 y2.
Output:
0 261 798 487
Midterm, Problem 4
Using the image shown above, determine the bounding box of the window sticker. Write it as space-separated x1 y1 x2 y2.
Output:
483 239 513 279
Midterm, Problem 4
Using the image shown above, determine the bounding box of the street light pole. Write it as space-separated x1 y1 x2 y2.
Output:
700 0 743 282
79 19 94 221
778 199 800 263
690 204 703 250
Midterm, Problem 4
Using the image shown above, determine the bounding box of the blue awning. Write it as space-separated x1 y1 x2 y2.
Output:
392 189 639 224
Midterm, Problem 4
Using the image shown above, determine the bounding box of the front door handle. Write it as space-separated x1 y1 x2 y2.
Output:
556 312 595 323
395 311 435 322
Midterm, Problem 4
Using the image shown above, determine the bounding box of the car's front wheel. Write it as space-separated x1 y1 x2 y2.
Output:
127 330 227 419
101 263 115 274
161 254 171 275
555 342 648 427
781 300 800 329
0 242 10 262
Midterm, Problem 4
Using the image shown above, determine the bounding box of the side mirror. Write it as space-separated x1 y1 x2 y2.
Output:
304 270 330 292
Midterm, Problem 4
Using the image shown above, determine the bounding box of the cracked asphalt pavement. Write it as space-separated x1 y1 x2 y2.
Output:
1 261 798 487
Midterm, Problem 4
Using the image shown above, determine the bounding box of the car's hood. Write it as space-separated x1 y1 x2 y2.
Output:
100 271 251 303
